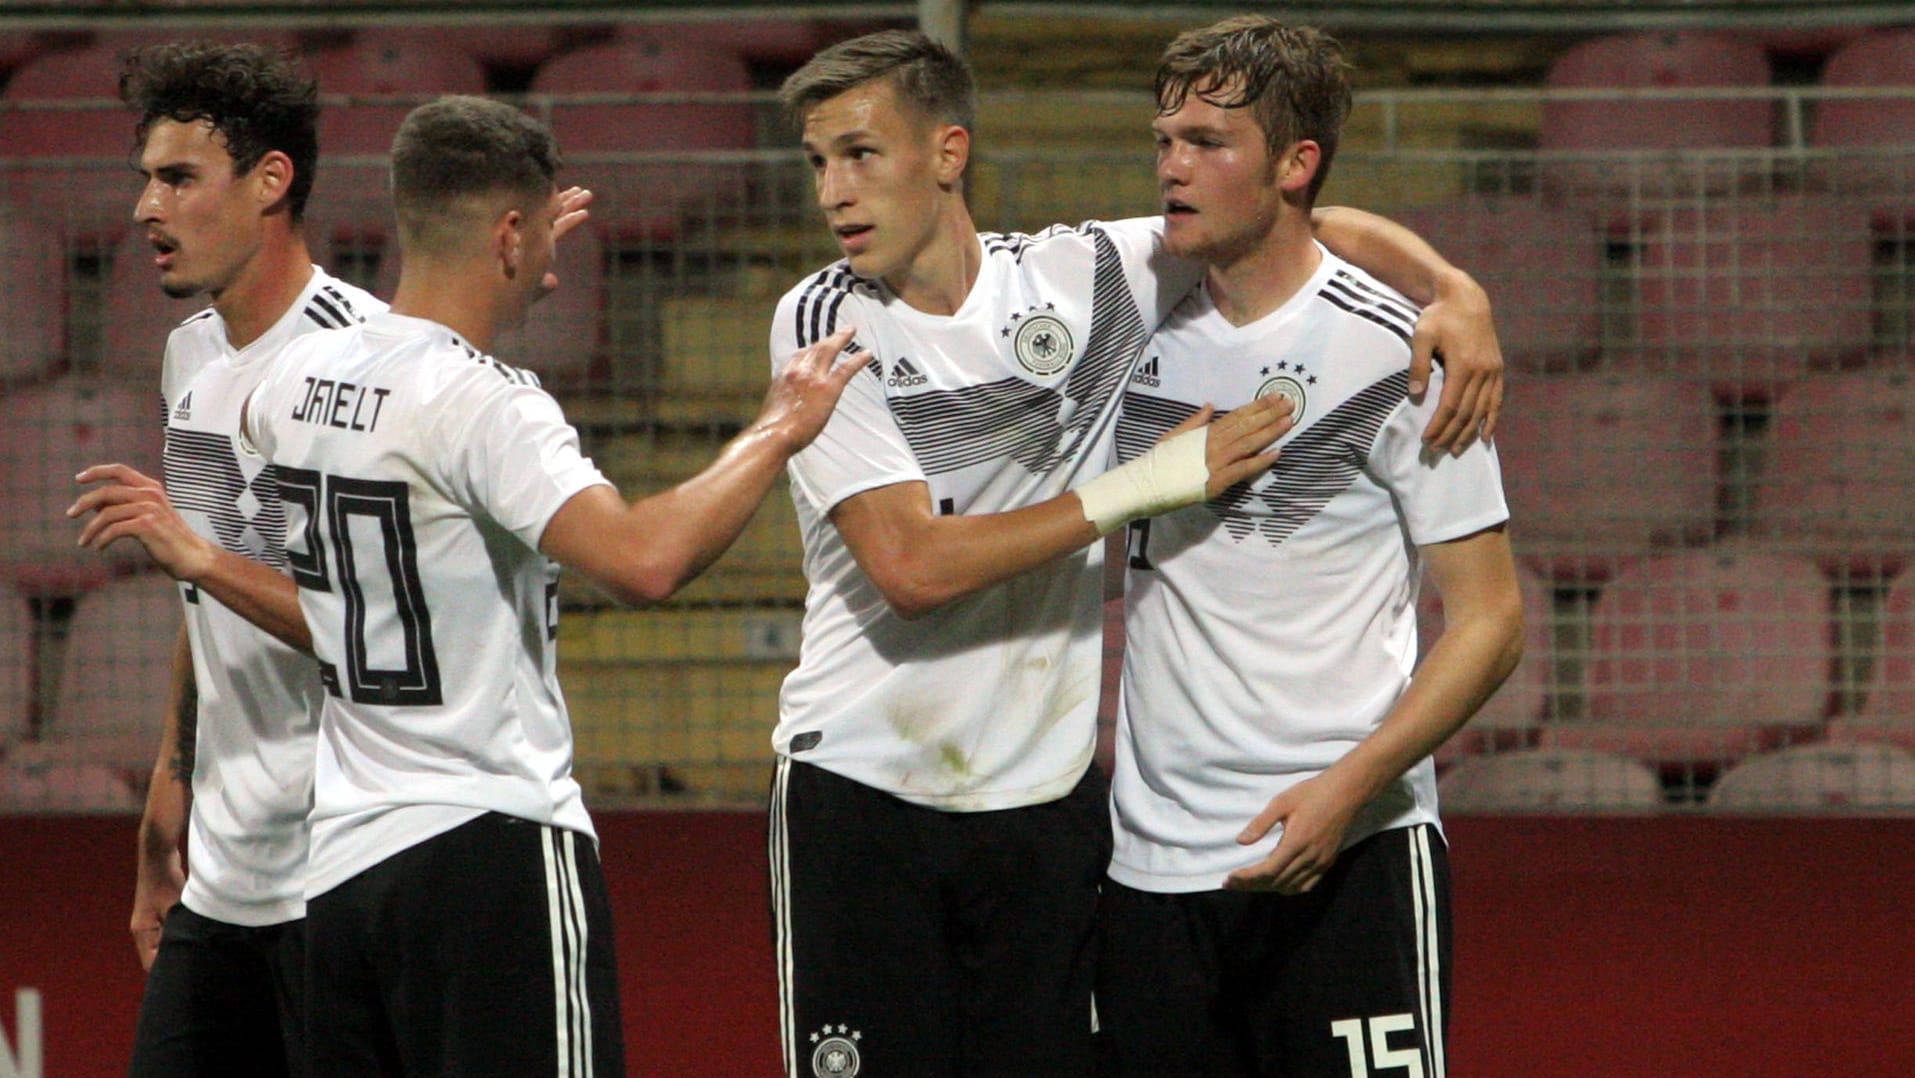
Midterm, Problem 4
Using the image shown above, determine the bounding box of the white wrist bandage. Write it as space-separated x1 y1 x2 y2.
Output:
1073 426 1209 536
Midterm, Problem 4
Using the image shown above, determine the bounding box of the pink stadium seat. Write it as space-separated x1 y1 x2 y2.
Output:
1539 32 1774 199
643 20 839 65
531 37 754 240
44 570 180 770
306 29 487 157
1750 374 1915 563
1491 373 1718 554
0 376 164 596
1418 560 1556 758
0 757 138 814
1830 572 1915 751
0 44 143 242
1393 198 1602 371
1437 749 1664 813
1708 742 1915 812
1627 198 1875 388
1545 549 1832 764
0 583 33 751
98 226 213 380
1812 28 1915 216
0 203 67 385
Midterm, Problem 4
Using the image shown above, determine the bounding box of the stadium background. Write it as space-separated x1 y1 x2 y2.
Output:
1 1 1911 1073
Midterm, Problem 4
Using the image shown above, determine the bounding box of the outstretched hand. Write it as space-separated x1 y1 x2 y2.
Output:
756 326 863 452
1165 394 1296 499
1409 276 1504 454
68 463 214 582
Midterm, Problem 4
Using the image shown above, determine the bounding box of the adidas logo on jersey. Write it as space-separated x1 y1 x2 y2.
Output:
886 357 929 389
1131 356 1162 388
173 391 193 422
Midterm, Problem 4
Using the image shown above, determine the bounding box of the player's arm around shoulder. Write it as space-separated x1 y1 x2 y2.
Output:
1310 205 1504 452
541 327 863 606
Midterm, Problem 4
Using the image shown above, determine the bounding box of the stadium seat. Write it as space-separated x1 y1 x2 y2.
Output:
0 757 139 814
1626 197 1875 389
1750 373 1915 564
622 20 837 66
530 37 754 241
1830 570 1915 751
561 606 794 803
1418 559 1556 757
1437 749 1664 813
305 29 487 157
1393 197 1602 371
1545 548 1832 764
1538 32 1774 200
1491 373 1719 554
0 376 164 596
0 44 144 243
1708 742 1915 812
97 226 214 380
0 582 33 752
1812 28 1915 216
43 570 181 770
0 203 67 385
653 294 777 425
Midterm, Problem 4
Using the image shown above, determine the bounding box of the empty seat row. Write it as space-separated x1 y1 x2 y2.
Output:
1540 27 1915 199
1497 372 1915 556
1438 742 1915 813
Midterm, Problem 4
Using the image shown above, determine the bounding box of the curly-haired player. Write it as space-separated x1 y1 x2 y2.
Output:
117 40 383 1078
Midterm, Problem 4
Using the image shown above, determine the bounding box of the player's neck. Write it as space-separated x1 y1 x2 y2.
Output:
388 257 504 353
881 201 981 317
213 230 315 351
1203 216 1321 328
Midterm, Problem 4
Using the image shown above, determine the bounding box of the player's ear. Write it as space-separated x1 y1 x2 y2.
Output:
494 207 525 279
933 123 970 189
252 150 294 213
1277 140 1321 195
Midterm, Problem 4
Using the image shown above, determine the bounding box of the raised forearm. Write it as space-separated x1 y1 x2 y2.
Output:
1311 205 1478 306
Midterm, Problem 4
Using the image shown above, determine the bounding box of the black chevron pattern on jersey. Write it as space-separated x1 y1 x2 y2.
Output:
1117 371 1409 545
887 229 1148 476
1317 270 1416 347
791 264 876 356
164 427 289 567
304 283 370 330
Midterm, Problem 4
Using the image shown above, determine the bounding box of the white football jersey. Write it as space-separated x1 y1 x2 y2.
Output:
1110 247 1508 892
160 268 382 927
244 310 611 898
771 220 1200 810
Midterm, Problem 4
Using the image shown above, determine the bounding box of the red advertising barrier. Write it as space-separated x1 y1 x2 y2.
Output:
3 813 1912 1076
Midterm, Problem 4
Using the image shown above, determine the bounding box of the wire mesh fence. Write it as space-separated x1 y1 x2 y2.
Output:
2 86 1911 814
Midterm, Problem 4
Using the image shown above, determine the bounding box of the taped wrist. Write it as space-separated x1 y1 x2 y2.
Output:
1073 426 1208 536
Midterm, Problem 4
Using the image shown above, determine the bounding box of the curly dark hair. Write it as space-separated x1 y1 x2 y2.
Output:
119 40 321 221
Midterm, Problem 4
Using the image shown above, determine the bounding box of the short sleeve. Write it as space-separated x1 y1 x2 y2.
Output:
1091 217 1204 327
430 369 612 551
1371 365 1509 547
770 286 924 513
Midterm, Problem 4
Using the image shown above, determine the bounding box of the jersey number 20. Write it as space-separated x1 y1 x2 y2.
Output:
279 468 443 707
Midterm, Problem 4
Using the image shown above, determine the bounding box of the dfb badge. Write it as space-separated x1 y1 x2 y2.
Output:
1256 360 1313 425
809 1024 862 1077
1007 304 1074 377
